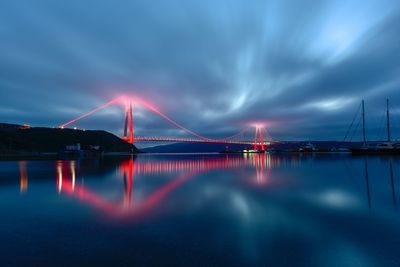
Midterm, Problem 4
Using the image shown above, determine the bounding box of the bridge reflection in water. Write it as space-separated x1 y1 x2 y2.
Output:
52 154 293 220
9 154 400 266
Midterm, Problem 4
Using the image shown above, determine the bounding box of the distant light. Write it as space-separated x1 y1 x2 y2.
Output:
73 127 77 130
19 124 31 129
250 122 267 128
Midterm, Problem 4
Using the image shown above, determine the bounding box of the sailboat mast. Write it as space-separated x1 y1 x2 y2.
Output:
362 100 366 145
387 98 391 142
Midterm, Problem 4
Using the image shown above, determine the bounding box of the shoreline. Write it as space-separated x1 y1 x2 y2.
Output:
1 151 399 161
0 151 140 160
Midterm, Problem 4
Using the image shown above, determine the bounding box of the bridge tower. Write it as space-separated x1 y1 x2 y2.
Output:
253 126 265 151
123 100 134 144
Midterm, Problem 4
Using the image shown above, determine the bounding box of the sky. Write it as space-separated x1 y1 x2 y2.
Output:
1 0 400 142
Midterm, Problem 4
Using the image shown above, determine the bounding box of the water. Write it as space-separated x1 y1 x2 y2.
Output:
0 153 400 266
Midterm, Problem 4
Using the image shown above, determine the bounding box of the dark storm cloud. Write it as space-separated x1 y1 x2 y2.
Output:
1 0 400 142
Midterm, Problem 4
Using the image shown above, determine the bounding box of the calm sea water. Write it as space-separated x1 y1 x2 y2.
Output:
0 153 400 266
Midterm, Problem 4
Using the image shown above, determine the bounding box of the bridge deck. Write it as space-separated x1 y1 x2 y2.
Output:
131 137 264 145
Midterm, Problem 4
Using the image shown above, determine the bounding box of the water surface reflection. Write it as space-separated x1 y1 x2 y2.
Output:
1 154 400 266
54 154 284 220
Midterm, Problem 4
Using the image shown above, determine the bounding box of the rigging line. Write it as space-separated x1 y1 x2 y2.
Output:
349 115 362 142
376 105 387 141
344 102 362 141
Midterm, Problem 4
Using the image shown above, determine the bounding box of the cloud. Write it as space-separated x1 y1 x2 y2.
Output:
0 0 399 141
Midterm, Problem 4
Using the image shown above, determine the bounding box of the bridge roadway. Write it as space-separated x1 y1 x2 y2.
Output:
133 136 268 145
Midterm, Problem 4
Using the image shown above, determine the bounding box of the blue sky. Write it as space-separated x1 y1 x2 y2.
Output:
1 0 400 141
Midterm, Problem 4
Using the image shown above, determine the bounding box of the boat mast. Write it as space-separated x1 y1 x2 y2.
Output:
362 100 366 145
387 98 391 142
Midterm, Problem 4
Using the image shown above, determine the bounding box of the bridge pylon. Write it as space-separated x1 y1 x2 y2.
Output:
253 126 265 151
123 100 134 144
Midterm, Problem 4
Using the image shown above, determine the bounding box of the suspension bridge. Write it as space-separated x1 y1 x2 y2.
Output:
58 96 273 151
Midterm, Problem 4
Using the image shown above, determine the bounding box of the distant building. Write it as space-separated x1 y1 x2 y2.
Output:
61 143 103 158
65 143 81 151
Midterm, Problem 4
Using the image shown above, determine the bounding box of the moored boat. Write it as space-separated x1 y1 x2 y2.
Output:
350 99 400 155
351 142 400 155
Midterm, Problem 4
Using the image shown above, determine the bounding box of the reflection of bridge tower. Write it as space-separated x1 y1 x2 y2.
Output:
19 161 28 193
253 126 265 151
123 100 134 144
254 153 271 184
121 159 134 208
56 161 76 193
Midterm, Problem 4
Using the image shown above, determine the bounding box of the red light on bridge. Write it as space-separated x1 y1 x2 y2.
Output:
58 95 273 150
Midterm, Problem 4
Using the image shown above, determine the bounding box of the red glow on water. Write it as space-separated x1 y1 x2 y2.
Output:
139 171 196 213
55 155 285 220
56 159 200 219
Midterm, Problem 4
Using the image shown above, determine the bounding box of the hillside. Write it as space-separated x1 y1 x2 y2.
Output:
0 124 139 153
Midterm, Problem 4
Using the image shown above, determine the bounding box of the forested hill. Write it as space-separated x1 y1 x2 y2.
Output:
0 124 139 153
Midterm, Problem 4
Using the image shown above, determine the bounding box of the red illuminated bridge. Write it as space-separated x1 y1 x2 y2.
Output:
58 96 273 150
